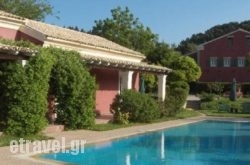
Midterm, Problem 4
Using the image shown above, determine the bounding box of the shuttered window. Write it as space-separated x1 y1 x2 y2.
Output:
210 57 217 67
237 57 245 67
223 57 231 67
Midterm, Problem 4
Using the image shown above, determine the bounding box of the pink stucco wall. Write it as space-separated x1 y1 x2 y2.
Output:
0 27 43 44
0 27 18 40
91 68 119 115
132 72 140 91
90 68 140 115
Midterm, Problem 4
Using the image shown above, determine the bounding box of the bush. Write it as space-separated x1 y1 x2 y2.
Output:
0 50 55 136
200 102 218 110
162 81 189 116
200 92 216 102
50 49 95 129
110 90 160 123
0 46 96 135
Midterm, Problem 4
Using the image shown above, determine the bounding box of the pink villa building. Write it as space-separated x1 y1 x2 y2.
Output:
0 11 171 116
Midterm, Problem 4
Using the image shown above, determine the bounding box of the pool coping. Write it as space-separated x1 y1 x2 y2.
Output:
1 116 250 165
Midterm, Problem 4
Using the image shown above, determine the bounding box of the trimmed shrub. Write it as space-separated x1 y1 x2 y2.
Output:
110 90 160 123
0 45 96 135
200 92 216 102
200 102 218 110
162 81 189 116
50 49 95 129
0 50 55 136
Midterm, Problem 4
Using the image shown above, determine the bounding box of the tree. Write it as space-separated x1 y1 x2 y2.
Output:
147 42 172 65
66 26 85 32
147 42 201 83
91 6 158 55
170 56 201 82
0 0 53 21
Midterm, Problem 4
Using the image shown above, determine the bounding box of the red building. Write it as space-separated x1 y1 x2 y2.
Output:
0 11 170 116
190 29 250 83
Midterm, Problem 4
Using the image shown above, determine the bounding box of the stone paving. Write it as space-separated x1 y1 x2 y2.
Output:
1 115 247 165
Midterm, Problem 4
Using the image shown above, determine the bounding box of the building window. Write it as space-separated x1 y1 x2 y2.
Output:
227 36 234 47
210 57 217 67
237 57 245 67
223 57 231 67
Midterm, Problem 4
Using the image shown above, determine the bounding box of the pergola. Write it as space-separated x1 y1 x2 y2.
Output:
0 43 171 101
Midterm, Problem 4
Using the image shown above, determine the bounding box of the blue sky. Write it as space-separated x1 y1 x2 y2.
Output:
45 0 250 45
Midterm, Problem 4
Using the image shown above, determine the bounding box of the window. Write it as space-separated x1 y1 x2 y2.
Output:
223 57 231 67
237 57 245 67
210 57 217 67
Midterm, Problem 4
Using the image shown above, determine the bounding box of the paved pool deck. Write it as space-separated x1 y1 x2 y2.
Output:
1 115 249 165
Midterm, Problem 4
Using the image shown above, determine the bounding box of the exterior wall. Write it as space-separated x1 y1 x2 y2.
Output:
16 31 43 45
132 72 140 91
199 30 250 83
0 27 43 45
90 68 119 115
0 27 18 40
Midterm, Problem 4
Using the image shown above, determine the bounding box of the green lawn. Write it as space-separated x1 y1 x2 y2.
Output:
200 96 250 117
200 109 250 118
88 109 201 131
0 134 53 147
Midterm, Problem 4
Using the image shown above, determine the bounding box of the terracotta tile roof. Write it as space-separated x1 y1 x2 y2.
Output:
25 20 144 56
0 10 24 20
0 10 143 57
0 43 36 56
82 54 171 74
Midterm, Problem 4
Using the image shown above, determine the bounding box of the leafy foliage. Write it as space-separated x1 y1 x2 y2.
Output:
0 0 54 21
91 6 158 55
206 82 224 95
147 42 201 83
0 49 55 136
0 44 96 136
50 48 95 129
162 81 189 116
147 42 178 66
110 90 160 123
169 56 201 82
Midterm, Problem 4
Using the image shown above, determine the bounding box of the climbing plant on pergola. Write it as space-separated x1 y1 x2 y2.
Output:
0 42 96 136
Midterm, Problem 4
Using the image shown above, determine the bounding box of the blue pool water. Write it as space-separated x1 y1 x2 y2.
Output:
41 120 250 165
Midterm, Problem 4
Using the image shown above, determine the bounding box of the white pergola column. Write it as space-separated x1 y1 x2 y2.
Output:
119 70 134 91
21 60 27 67
158 74 167 101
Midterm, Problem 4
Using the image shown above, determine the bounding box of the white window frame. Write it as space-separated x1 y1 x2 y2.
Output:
223 57 231 67
210 57 217 67
237 57 245 67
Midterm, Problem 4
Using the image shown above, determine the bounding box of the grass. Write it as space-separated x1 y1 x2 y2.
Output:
88 109 201 131
0 134 53 147
200 96 250 118
200 109 250 118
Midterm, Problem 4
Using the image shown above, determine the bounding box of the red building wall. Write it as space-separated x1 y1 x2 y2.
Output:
0 27 43 45
90 68 140 115
0 27 19 40
90 68 119 115
0 25 141 116
132 71 140 91
199 30 250 83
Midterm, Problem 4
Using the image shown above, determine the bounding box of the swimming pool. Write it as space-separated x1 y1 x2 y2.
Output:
41 120 250 165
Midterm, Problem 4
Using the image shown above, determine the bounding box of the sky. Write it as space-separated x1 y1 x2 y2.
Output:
45 0 250 45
